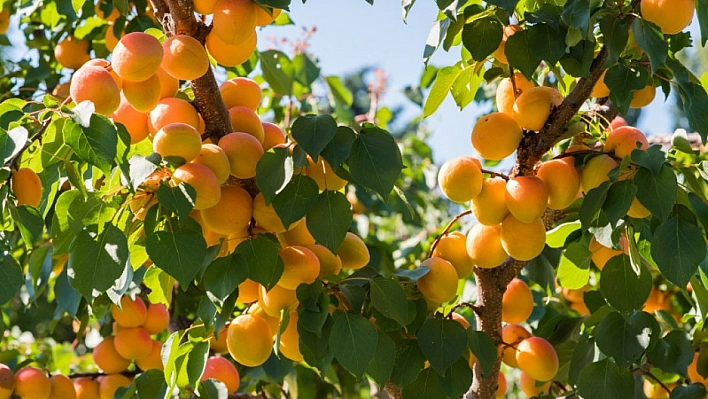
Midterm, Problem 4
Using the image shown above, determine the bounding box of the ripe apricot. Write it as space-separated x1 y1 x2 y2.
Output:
48 374 76 399
630 84 656 108
210 325 230 354
627 197 651 218
95 1 120 21
516 337 559 382
212 0 257 45
220 77 262 111
505 176 548 223
122 73 161 113
70 66 120 115
153 122 202 162
502 278 534 324
431 231 474 279
501 324 531 367
135 340 164 371
472 177 509 226
512 86 564 131
201 356 240 393
496 372 507 398
492 25 522 64
82 59 122 88
262 123 286 150
114 327 153 360
338 232 371 270
451 312 470 329
153 67 178 100
687 352 708 386
0 10 10 35
0 364 14 398
206 31 257 68
218 132 264 179
227 314 274 367
228 106 265 143
640 0 695 35
192 144 231 184
112 32 163 82
201 186 253 236
591 71 610 98
250 304 280 334
14 367 51 399
171 163 222 210
12 168 42 208
99 374 131 399
500 215 546 261
55 36 91 70
581 154 618 192
148 97 201 134
279 221 316 247
277 246 320 290
104 24 121 51
111 94 149 144
258 284 298 317
536 159 580 210
112 295 148 328
162 35 209 81
471 112 523 160
466 224 508 268
73 377 100 399
142 303 169 334
437 156 483 203
643 379 670 399
520 372 551 397
279 310 303 362
92 337 131 374
306 157 347 191
589 236 624 270
416 257 459 304
237 279 261 304
307 244 343 278
252 192 291 233
496 73 535 116
255 6 281 26
194 0 218 14
604 126 649 159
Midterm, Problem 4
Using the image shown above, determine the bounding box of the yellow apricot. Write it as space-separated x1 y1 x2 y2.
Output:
99 374 131 399
143 303 169 334
262 123 286 150
114 327 153 360
202 186 252 235
172 163 221 209
437 156 483 203
536 158 580 210
471 112 523 160
258 284 298 317
70 66 121 115
512 86 564 131
472 177 509 226
206 31 257 68
210 325 230 354
279 310 303 362
496 73 535 116
55 36 91 70
501 324 531 367
520 372 551 397
516 337 559 382
496 372 507 398
630 85 656 108
431 231 474 279
589 236 625 270
153 122 202 162
505 176 548 223
12 168 42 208
47 374 76 399
194 0 218 14
641 0 695 35
93 337 131 374
502 278 534 324
250 303 280 334
193 144 231 184
112 32 163 82
278 246 320 290
111 94 149 144
148 97 201 134
154 67 179 99
228 106 265 143
161 35 209 81
73 377 100 399
104 23 121 51
581 154 618 192
307 244 343 278
591 70 610 98
492 25 522 64
279 221 316 247
212 0 257 45
0 10 8 35
416 257 459 304
252 192 291 233
112 295 148 327
500 215 546 261
201 356 240 393
219 77 262 111
604 126 649 159
0 364 14 399
466 224 508 268
255 6 281 26
135 339 164 371
643 379 670 399
237 279 261 304
15 367 51 399
122 73 161 113
227 314 274 367
218 132 264 179
306 157 347 191
338 232 371 270
627 197 651 218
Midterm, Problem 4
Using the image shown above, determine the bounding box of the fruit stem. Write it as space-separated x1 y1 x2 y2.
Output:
428 209 473 258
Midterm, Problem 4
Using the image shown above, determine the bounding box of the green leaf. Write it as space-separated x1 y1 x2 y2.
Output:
349 126 403 199
671 384 708 399
467 329 496 377
451 65 484 110
600 254 652 314
366 331 396 385
68 225 129 298
580 181 611 228
146 228 207 288
237 236 284 291
461 17 503 61
569 338 596 385
134 369 169 399
144 267 174 306
603 180 637 224
157 183 196 225
54 267 81 317
370 277 409 326
329 311 379 378
112 0 129 15
600 14 629 67
632 18 668 73
546 221 581 248
320 126 356 170
416 317 467 375
647 330 693 375
698 0 708 46
299 316 334 372
272 175 320 230
595 311 651 365
325 76 354 107
652 216 706 288
576 359 634 399
291 114 337 160
0 255 23 305
292 53 320 87
259 50 294 95
203 253 249 303
306 191 352 253
632 146 666 175
127 154 160 192
402 368 449 399
198 379 229 399
528 23 567 65
63 116 117 175
390 339 426 386
14 205 44 245
255 147 293 205
558 242 592 289
485 0 518 12
605 64 649 114
439 357 473 398
423 63 463 118
0 126 28 164
505 30 542 81
186 341 209 391
634 165 677 222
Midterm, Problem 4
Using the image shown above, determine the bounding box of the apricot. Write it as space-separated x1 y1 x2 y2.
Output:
210 325 230 354
237 279 261 304
279 310 303 362
451 313 470 329
70 66 121 115
153 122 202 162
640 0 695 35
129 194 157 221
493 25 522 64
505 176 548 223
437 156 483 203
122 73 161 113
48 374 76 399
0 10 10 35
609 116 628 130
536 158 580 210
135 339 164 371
12 168 42 208
687 352 708 386
306 157 347 191
496 372 507 398
148 97 200 134
99 374 131 399
228 106 265 143
581 154 618 192
431 231 474 279
0 364 14 398
212 0 257 45
161 35 209 81
82 59 122 88
512 86 564 131
516 337 559 382
251 192 290 233
171 163 222 210
643 379 670 399
417 257 459 304
604 126 649 159
472 177 509 226
201 186 252 236
277 246 320 290
520 372 551 397
627 197 651 218
73 377 100 399
112 32 163 82
502 278 534 324
591 71 610 98
193 144 231 184
104 24 121 51
471 112 523 160
114 327 153 360
143 303 169 334
305 244 342 278
630 84 656 108
466 223 508 268
496 72 535 116
220 77 262 111
55 36 91 70
95 1 120 21
201 356 240 393
255 6 282 26
194 0 218 14
92 337 131 374
279 221 316 247
14 367 51 399
589 236 624 270
262 123 286 150
250 303 280 334
500 215 546 261
112 295 148 327
258 284 298 317
227 314 274 367
111 94 149 144
338 232 371 270
206 31 257 68
501 324 531 367
218 132 264 179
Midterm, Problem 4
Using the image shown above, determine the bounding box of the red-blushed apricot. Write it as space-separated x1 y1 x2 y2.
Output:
135 339 164 371
417 257 459 304
581 154 618 192
210 325 230 354
492 25 522 64
505 176 548 223
641 0 695 35
111 295 148 327
51 81 71 101
687 352 708 386
148 97 201 134
153 122 202 162
206 31 257 68
451 312 470 329
82 59 122 88
220 77 262 111
114 327 153 360
306 157 347 191
0 364 14 398
496 72 535 116
432 231 474 279
73 377 100 399
516 337 559 382
536 158 580 210
589 236 625 270
250 304 280 335
55 36 91 70
155 67 179 99
237 279 261 304
255 6 281 26
500 215 546 261
122 73 161 113
279 310 303 362
513 86 564 131
437 156 483 203
142 303 169 334
14 367 51 399
70 66 120 115
472 177 509 226
520 371 551 397
98 374 131 399
218 132 264 179
278 221 316 247
111 94 149 144
201 356 240 393
93 337 131 374
627 197 651 218
0 10 8 35
466 224 508 268
104 23 121 52
212 0 257 45
278 246 320 290
194 0 218 14
227 106 265 143
604 126 649 159
471 112 523 161
502 278 534 324
501 324 531 367
496 372 507 398
258 284 298 317
11 168 42 208
262 122 286 150
48 374 76 399
630 84 656 108
161 35 209 81
609 116 628 130
338 232 371 270
112 32 163 82
307 244 343 278
591 70 610 98
227 314 274 367
252 193 292 233
193 144 231 184
172 163 221 209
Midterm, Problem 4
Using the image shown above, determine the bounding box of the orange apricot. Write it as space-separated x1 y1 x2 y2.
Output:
305 157 347 191
227 106 265 143
589 236 624 270
227 314 274 367
48 374 76 399
512 86 564 131
687 352 708 386
55 36 91 70
104 23 121 51
337 232 371 270
641 0 695 35
220 77 262 111
500 215 546 261
153 122 202 162
431 231 474 279
496 72 535 116
0 10 8 35
194 0 218 14
630 85 656 108
70 66 121 115
496 372 507 398
252 193 291 233
255 6 282 26
11 168 42 208
212 0 257 45
307 244 343 278
278 221 316 247
92 337 131 374
206 31 257 68
279 310 303 362
451 312 470 329
581 154 618 192
505 176 548 223
471 112 523 161
502 278 534 324
114 327 153 360
112 32 163 82
122 73 161 112
277 246 320 290
98 374 131 399
466 224 508 268
591 71 610 98
192 144 231 184
493 25 522 64
258 284 298 317
155 67 179 99
516 337 559 382
14 367 51 399
604 126 649 159
210 325 230 354
171 163 222 210
520 372 551 397
237 279 261 304
262 123 286 150
201 356 240 393
162 35 209 81
135 339 164 371
82 59 122 88
111 94 149 144
437 156 483 203
148 97 201 134
536 158 580 210
111 295 148 328
95 1 120 21
250 303 280 334
627 197 651 218
73 377 100 399
643 379 670 399
501 324 531 367
0 364 14 398
142 303 169 334
416 257 459 304
218 132 264 179
472 177 509 226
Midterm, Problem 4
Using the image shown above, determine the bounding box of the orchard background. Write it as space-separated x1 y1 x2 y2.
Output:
1 0 708 398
